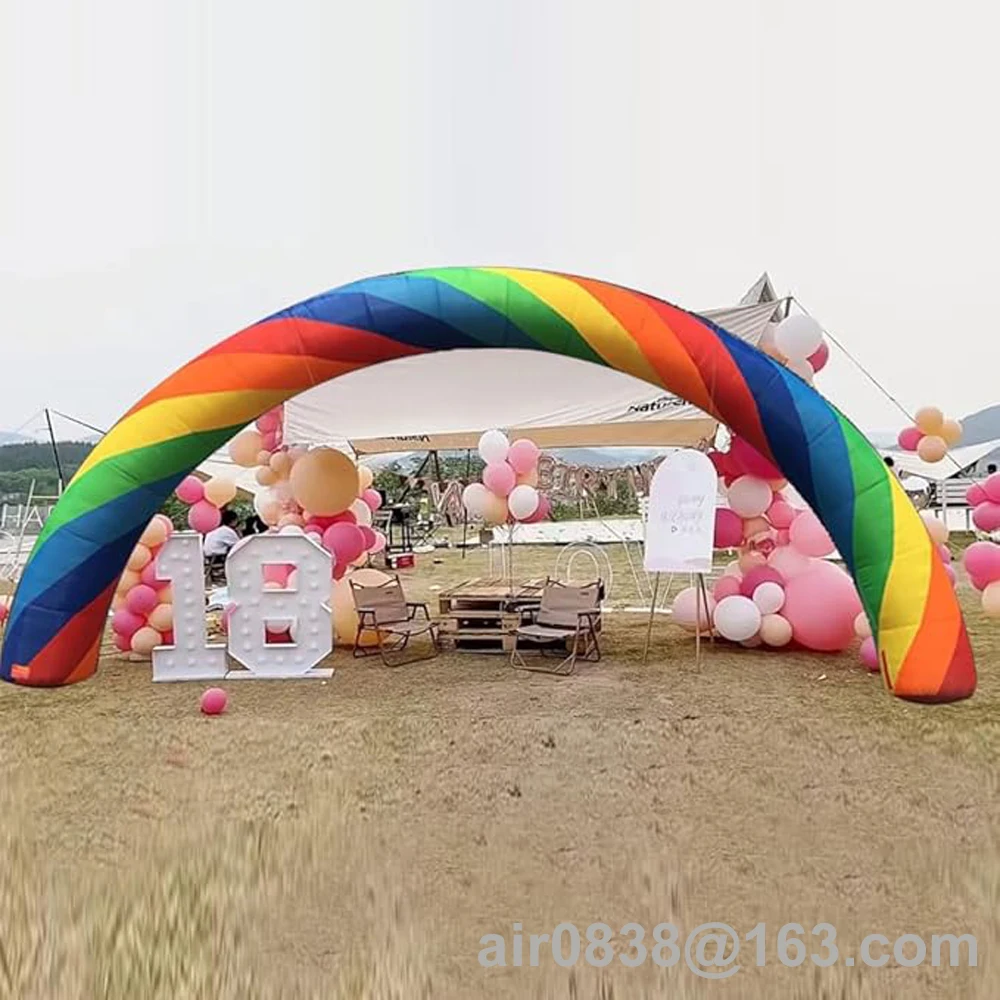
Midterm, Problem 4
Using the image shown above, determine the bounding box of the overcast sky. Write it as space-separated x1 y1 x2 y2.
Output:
2 0 997 438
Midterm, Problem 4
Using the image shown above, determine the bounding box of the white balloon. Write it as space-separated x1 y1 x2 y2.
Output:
478 429 510 465
786 358 815 384
349 498 373 527
752 581 785 615
462 482 490 517
713 595 762 643
278 524 305 536
507 484 540 520
727 476 772 518
775 314 823 362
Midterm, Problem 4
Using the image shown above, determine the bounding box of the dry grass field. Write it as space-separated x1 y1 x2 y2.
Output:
1 542 998 998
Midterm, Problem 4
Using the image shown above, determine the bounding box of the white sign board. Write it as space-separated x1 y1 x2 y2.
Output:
643 450 717 574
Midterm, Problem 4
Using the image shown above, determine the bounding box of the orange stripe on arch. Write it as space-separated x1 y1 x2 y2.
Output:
569 277 717 414
890 558 963 700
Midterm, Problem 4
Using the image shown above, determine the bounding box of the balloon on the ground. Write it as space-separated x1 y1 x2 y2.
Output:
781 561 861 651
289 447 359 516
774 314 823 361
728 476 772 518
854 612 872 639
478 429 510 465
714 595 762 642
130 626 162 656
859 637 879 671
331 567 392 646
759 614 792 647
200 687 228 715
670 587 715 632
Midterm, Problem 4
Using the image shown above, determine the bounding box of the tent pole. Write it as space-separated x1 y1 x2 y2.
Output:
642 572 661 665
460 448 472 559
44 409 65 494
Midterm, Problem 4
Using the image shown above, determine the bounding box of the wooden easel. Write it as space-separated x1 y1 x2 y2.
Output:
642 571 713 666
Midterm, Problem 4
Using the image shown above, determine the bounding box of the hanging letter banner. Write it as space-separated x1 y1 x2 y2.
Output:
643 449 717 574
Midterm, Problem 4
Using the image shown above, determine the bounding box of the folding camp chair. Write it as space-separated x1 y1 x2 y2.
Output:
509 578 602 676
350 574 440 667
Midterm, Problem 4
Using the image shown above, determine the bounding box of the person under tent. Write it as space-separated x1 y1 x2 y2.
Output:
204 508 241 585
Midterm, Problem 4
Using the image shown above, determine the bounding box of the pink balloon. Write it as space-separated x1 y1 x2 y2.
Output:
967 484 987 507
713 575 742 601
266 628 293 644
972 502 1000 533
176 475 204 504
200 687 228 715
728 436 782 481
937 543 952 564
526 495 552 523
714 508 743 549
262 563 294 587
859 637 879 672
963 541 1000 590
944 564 957 586
739 565 784 598
361 488 383 511
112 608 146 638
507 439 541 475
220 602 237 634
788 510 835 558
324 523 366 565
113 631 131 652
766 499 796 530
140 560 161 587
370 530 387 553
256 409 280 434
767 544 812 580
0 603 7 624
482 462 516 497
359 525 377 550
782 561 862 652
897 426 924 452
985 473 1000 504
775 528 791 547
125 584 159 617
188 500 222 534
806 341 830 373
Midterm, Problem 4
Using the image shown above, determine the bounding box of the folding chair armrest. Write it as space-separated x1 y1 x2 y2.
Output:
356 608 378 626
406 602 431 620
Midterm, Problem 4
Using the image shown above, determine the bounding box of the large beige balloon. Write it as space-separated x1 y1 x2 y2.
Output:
358 465 374 490
290 448 359 515
482 492 509 526
332 568 392 647
229 430 264 467
940 419 963 447
914 406 944 436
203 477 237 507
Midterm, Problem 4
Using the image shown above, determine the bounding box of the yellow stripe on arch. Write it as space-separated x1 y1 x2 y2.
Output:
877 481 933 687
75 388 290 480
487 268 664 386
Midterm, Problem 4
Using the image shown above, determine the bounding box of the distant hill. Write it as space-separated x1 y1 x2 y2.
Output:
0 431 31 446
959 405 1000 447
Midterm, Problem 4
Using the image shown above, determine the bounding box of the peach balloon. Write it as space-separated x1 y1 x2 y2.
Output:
229 430 264 467
203 477 238 508
940 419 963 447
914 406 944 436
742 516 770 540
919 511 949 546
759 614 793 647
482 492 509 525
256 449 273 465
768 545 811 579
983 582 1000 618
738 550 766 574
516 468 539 488
139 517 169 549
130 626 162 657
127 544 152 573
289 448 359 516
148 604 174 632
358 465 374 491
116 569 141 594
916 435 947 463
270 451 294 479
853 612 872 639
331 568 392 646
670 587 716 632
256 466 278 487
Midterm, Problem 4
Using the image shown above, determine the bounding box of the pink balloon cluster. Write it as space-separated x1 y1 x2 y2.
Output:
175 474 238 533
966 472 1000 534
462 431 552 526
896 407 962 464
963 541 1000 618
110 514 176 657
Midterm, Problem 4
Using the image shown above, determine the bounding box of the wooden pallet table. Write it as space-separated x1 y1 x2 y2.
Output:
437 577 545 654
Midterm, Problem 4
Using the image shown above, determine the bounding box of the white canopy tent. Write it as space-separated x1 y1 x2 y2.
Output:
882 438 1000 480
198 292 784 492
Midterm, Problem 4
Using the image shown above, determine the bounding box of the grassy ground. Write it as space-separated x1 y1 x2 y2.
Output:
1 542 998 998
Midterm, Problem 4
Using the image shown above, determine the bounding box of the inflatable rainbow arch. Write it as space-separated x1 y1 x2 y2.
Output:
0 268 976 701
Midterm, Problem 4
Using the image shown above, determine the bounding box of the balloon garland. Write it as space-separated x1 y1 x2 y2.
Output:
896 407 963 464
